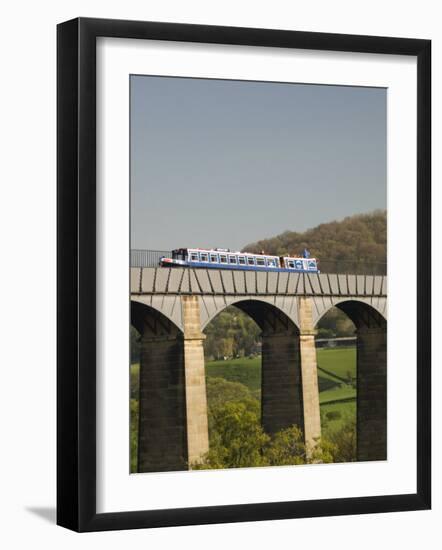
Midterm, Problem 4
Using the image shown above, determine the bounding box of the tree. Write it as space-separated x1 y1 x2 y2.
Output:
204 307 261 360
206 377 253 409
130 325 141 363
316 306 355 338
193 380 334 470
242 210 386 274
195 399 271 469
263 426 306 466
325 417 357 462
130 398 139 472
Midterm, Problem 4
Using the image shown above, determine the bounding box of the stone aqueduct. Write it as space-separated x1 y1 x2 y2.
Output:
130 267 387 472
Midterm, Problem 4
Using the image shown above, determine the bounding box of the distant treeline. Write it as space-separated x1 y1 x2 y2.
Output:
242 210 386 273
203 305 355 360
204 308 260 360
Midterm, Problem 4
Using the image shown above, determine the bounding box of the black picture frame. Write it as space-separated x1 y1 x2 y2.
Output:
57 17 431 532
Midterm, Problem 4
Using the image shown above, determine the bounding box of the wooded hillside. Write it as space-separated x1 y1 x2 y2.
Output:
242 210 386 271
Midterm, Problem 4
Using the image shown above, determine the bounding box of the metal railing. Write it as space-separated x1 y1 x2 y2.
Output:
131 249 171 268
315 336 357 348
130 249 386 275
317 259 386 276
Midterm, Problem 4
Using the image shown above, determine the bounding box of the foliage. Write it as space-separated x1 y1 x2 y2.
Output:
263 426 307 466
326 410 342 421
206 356 262 393
242 210 386 273
194 396 311 470
195 345 359 469
317 307 355 338
204 307 261 360
309 437 336 464
323 416 357 463
321 401 356 433
130 375 357 471
196 376 346 470
130 363 140 399
130 364 141 472
131 325 141 363
193 392 337 470
205 304 357 365
195 398 271 469
206 377 253 408
130 398 139 473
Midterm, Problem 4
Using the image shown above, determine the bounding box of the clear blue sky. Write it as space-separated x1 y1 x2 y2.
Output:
130 75 386 251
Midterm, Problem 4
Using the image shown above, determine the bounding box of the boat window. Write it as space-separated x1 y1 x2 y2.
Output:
229 255 237 264
219 255 227 263
247 256 255 265
210 254 218 263
190 252 199 262
200 253 209 262
256 257 265 266
267 258 276 267
238 256 246 265
288 260 295 268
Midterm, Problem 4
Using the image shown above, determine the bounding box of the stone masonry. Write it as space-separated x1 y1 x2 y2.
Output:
298 297 322 454
181 296 210 466
356 326 387 461
261 331 303 436
131 267 387 469
137 324 187 472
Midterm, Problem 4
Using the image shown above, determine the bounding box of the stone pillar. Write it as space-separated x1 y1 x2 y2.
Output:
357 326 387 461
138 334 187 472
181 296 210 466
298 297 322 454
261 331 303 435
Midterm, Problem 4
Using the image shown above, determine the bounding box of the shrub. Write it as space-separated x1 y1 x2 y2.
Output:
326 410 342 421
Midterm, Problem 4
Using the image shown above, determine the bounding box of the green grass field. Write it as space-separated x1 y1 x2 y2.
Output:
317 347 356 380
321 401 356 433
206 347 356 432
206 347 356 393
319 385 356 404
131 348 356 392
206 356 262 391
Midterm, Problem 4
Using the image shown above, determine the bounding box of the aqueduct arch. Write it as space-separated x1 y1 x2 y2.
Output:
131 301 192 472
335 300 387 461
315 299 387 461
205 300 304 437
131 267 387 470
131 295 323 472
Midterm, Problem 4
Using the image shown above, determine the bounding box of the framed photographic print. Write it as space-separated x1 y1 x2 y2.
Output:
57 17 431 532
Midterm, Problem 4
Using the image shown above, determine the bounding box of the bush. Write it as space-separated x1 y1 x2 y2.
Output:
130 398 139 472
326 410 342 421
323 416 357 462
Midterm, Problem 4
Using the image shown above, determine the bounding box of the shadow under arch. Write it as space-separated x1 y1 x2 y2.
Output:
131 297 184 335
316 299 387 462
313 297 386 328
334 300 387 329
203 299 304 437
130 300 187 473
201 296 300 333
